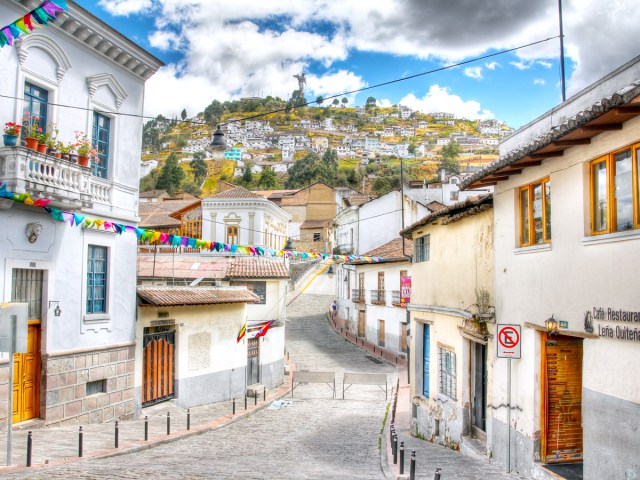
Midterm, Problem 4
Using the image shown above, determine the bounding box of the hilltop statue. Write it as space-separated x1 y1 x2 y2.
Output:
293 72 306 95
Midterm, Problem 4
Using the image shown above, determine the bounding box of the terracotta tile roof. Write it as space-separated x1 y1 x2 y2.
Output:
138 199 201 228
139 189 168 198
346 194 374 206
300 219 331 229
206 186 261 200
252 189 298 199
226 258 290 279
137 256 229 279
137 286 259 306
426 201 447 212
362 237 413 259
139 213 181 229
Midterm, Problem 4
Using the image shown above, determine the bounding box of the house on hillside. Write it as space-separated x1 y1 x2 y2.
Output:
400 196 494 454
0 1 163 426
458 56 640 479
201 185 290 251
138 196 202 238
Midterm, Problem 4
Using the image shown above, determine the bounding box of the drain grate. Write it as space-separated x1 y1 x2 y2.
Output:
365 355 383 364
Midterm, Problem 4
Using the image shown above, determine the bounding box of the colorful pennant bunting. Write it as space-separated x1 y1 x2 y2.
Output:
0 1 68 49
0 183 385 264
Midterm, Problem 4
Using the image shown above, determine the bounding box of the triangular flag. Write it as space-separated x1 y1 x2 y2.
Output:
236 320 247 343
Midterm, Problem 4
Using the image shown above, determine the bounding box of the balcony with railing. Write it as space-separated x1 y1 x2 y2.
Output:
0 146 113 209
352 289 365 303
391 290 406 307
370 289 386 305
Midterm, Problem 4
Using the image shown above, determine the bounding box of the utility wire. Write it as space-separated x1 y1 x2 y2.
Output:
0 35 559 127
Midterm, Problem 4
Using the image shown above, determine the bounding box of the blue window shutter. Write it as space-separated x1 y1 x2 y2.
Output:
423 324 430 397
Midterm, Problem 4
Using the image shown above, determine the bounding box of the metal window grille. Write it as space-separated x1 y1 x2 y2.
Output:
11 269 43 319
86 379 106 395
92 112 110 178
87 245 107 313
438 347 457 400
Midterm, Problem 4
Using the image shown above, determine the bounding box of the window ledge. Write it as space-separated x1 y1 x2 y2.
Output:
83 313 111 324
583 229 640 246
514 243 551 255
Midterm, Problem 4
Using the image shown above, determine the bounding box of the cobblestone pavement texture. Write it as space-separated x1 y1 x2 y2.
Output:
0 291 396 479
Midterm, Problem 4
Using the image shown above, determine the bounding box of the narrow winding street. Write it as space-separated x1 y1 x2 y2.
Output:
2 282 396 479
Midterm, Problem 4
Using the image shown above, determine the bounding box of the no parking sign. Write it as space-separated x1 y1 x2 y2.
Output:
497 324 521 359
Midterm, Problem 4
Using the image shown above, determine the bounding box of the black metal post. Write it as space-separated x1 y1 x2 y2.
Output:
390 423 394 444
399 441 405 474
263 386 266 401
187 409 191 430
26 431 32 467
233 398 236 415
78 426 83 457
244 395 247 410
410 450 416 480
167 412 171 435
115 420 119 448
393 434 398 464
144 415 148 441
254 393 257 406
434 467 441 480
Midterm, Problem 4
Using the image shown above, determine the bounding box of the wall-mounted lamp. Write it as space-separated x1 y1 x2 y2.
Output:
327 264 335 278
343 274 349 283
284 237 294 251
545 315 559 336
49 301 62 317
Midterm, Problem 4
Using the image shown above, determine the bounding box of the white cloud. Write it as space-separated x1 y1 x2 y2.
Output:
537 60 552 68
510 61 531 70
97 0 152 16
399 85 494 120
485 61 500 70
377 99 393 108
533 79 546 85
464 66 483 80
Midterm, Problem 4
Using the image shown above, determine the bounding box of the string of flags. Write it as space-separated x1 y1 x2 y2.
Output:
0 183 384 263
0 0 68 48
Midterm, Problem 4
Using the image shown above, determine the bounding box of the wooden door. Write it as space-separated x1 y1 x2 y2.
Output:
378 319 385 347
358 310 365 337
142 327 175 405
544 335 583 463
11 269 42 423
247 337 260 385
400 323 408 353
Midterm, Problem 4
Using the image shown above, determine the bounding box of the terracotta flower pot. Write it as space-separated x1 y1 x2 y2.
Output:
37 143 48 154
78 155 89 167
25 137 38 150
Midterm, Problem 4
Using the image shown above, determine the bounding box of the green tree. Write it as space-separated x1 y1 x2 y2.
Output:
190 155 208 183
181 180 201 196
241 166 253 187
332 98 340 107
203 100 224 125
440 141 461 174
316 96 324 105
181 108 187 121
139 170 159 192
341 97 349 107
156 153 185 195
408 144 417 156
258 167 277 190
365 96 376 111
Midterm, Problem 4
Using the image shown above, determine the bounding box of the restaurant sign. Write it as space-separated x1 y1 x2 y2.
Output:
585 307 640 342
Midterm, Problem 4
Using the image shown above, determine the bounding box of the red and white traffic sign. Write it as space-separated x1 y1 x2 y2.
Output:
497 324 521 359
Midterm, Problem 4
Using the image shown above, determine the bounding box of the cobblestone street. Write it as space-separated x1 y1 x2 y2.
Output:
1 291 397 479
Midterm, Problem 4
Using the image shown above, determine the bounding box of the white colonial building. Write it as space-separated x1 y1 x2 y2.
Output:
0 0 162 426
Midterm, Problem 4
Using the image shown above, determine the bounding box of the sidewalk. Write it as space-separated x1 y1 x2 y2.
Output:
383 374 530 480
0 372 292 473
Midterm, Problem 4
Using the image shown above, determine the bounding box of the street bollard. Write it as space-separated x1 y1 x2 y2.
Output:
410 450 416 480
254 393 257 406
144 415 149 441
187 409 191 430
434 467 441 480
393 434 398 464
233 398 236 415
399 441 405 474
115 420 119 448
390 423 394 443
167 412 171 435
78 426 83 458
263 386 266 401
26 431 32 467
244 395 247 410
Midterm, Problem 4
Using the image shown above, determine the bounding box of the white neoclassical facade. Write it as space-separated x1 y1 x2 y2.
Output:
201 186 291 250
0 0 162 426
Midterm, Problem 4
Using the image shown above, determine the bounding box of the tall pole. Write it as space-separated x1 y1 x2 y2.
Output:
558 0 566 102
6 315 16 466
506 358 512 473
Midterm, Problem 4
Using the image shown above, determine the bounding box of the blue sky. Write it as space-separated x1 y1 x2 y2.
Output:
82 0 638 129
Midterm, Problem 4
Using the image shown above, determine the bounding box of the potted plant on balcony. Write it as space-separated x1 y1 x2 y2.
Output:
22 113 40 150
60 142 71 161
74 131 98 167
35 129 49 154
3 122 21 146
46 124 60 157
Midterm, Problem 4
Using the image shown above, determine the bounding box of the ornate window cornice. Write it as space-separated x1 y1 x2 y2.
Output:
87 73 127 110
16 34 72 84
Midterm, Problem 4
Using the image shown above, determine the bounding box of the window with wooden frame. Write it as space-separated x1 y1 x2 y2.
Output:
414 234 430 262
519 177 551 246
226 225 239 244
590 144 640 235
